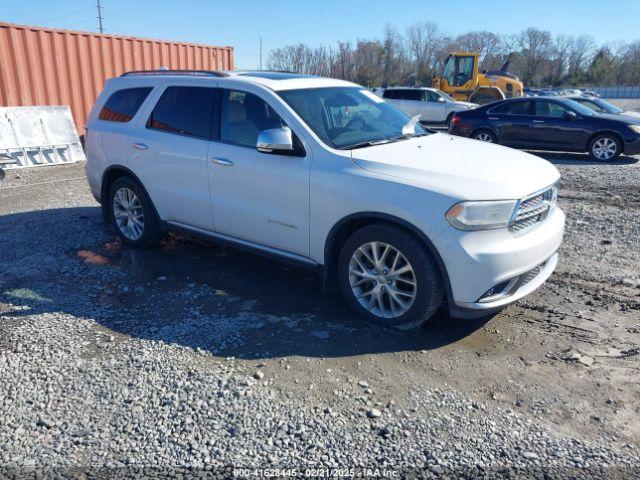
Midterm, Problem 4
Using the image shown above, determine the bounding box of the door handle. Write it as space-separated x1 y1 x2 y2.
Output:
488 117 499 120
211 157 234 167
532 120 545 124
132 142 149 150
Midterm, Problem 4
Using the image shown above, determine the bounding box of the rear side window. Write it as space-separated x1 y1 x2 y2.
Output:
99 87 152 122
383 90 397 99
397 90 422 101
491 101 532 115
147 86 216 139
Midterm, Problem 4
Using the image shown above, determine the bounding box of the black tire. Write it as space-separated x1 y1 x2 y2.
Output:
108 176 164 247
472 128 497 143
588 134 621 162
337 224 444 330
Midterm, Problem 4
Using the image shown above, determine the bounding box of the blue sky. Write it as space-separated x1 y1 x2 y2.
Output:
2 0 639 69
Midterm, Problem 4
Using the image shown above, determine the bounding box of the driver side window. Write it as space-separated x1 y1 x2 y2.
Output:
535 101 568 117
424 91 440 102
220 89 285 148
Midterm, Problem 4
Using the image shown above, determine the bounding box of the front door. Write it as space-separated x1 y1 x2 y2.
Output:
416 90 446 122
531 101 590 149
208 88 311 256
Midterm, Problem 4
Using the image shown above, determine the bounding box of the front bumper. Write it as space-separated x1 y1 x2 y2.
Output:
433 207 565 318
623 137 640 155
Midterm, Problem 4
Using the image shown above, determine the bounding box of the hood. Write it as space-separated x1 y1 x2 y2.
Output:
350 133 560 201
595 113 640 125
622 111 640 119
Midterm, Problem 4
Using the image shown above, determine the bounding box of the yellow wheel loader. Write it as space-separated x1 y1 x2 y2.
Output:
432 52 524 105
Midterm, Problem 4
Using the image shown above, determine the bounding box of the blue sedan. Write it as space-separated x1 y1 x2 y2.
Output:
449 97 640 161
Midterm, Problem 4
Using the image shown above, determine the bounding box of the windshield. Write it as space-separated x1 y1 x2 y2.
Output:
278 87 427 149
592 99 623 114
563 99 598 116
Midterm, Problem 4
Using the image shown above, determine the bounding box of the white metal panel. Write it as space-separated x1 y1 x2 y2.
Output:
0 106 86 169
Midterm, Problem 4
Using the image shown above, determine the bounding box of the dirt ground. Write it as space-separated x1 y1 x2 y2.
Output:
1 136 639 471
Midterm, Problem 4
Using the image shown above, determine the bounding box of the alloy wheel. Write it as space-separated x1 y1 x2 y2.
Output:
348 241 417 318
592 137 617 161
475 132 494 142
113 187 145 241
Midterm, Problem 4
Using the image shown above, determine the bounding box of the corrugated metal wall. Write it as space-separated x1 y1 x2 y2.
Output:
0 22 234 130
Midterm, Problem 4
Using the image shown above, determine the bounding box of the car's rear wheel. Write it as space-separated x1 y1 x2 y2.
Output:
338 224 444 330
589 134 621 161
472 129 497 143
108 176 164 247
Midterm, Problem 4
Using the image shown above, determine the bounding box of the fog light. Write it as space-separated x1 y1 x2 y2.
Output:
479 280 512 302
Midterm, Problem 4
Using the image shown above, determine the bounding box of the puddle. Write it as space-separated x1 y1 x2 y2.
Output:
77 250 112 265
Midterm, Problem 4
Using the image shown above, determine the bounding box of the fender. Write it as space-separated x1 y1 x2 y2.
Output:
100 165 161 223
322 212 454 309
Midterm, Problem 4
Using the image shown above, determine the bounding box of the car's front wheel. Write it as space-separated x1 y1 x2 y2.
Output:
108 176 164 247
589 134 621 161
338 224 444 330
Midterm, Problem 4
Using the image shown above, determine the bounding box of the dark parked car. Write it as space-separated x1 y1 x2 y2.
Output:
449 97 640 161
565 95 640 120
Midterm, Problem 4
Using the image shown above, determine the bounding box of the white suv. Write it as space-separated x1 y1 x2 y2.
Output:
85 70 565 329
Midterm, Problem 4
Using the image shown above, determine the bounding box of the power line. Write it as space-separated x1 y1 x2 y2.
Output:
34 6 95 26
57 17 99 30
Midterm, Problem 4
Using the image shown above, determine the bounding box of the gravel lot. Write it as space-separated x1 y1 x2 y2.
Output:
1 140 639 478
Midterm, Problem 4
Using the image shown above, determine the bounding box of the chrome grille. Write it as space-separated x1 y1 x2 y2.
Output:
510 185 557 234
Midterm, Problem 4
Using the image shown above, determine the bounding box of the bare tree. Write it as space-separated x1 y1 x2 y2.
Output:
567 35 594 80
406 22 441 84
266 23 636 88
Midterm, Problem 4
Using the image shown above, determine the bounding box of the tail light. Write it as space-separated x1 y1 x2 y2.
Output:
450 114 460 129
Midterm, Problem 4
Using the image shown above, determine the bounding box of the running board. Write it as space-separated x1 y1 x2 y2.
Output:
166 221 321 271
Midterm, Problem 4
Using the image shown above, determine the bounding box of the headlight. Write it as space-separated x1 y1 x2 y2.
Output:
445 200 518 231
628 125 640 134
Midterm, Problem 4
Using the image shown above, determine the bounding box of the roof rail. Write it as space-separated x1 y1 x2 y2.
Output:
120 70 229 77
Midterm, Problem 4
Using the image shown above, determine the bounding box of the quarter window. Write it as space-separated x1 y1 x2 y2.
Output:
147 86 215 139
99 87 152 122
220 90 285 148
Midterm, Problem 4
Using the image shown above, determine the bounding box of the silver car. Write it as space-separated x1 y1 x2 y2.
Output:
379 87 478 126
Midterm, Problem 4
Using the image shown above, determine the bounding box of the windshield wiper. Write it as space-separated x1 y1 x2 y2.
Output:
387 132 430 143
339 139 391 150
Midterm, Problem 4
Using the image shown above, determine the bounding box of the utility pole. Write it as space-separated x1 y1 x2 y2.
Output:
97 0 104 33
259 36 263 70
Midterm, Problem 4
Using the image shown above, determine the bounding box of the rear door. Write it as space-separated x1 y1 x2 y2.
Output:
530 100 590 149
384 89 418 117
135 83 216 230
487 100 534 146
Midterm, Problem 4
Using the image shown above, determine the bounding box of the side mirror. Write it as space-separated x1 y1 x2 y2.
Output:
437 97 446 103
257 127 294 154
564 111 578 120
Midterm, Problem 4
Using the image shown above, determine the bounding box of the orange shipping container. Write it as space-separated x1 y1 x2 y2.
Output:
0 22 234 130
